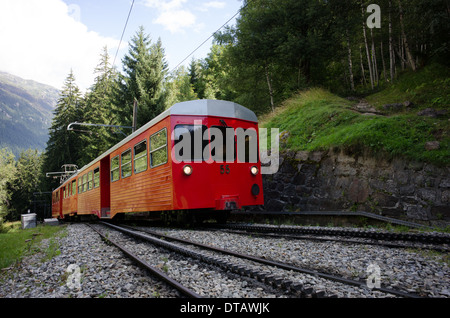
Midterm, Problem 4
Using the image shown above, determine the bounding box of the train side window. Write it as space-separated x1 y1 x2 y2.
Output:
150 128 168 167
88 171 93 190
78 178 82 194
82 174 87 192
72 180 76 195
134 140 148 173
63 186 66 199
121 149 132 178
111 156 120 182
94 167 100 188
174 125 208 162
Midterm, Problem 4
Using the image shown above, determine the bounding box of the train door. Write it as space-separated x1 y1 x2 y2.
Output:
100 156 110 218
59 188 64 218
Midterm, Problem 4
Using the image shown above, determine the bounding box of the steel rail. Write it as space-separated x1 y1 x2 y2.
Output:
117 223 423 298
213 227 450 253
216 223 450 245
86 223 202 298
232 210 439 230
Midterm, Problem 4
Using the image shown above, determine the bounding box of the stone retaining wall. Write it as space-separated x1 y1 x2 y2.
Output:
260 149 450 225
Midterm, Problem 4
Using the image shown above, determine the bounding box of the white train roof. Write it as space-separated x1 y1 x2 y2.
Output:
57 100 257 187
169 99 258 123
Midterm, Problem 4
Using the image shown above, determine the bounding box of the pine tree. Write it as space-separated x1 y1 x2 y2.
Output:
116 26 168 129
9 149 42 220
80 46 120 165
166 66 198 106
0 148 16 227
41 70 83 190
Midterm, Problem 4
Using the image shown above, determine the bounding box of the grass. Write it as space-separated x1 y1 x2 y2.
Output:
0 222 66 269
365 63 450 110
262 83 449 166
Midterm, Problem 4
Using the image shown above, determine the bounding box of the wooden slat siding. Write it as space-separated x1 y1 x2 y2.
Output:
110 118 173 216
61 178 75 215
52 201 59 218
78 186 100 215
76 166 100 215
111 165 173 213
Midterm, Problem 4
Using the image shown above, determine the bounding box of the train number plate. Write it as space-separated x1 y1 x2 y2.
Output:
220 165 230 174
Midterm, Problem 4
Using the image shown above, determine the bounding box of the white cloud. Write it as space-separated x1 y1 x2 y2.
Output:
0 0 118 91
154 9 196 34
204 1 226 9
144 0 197 33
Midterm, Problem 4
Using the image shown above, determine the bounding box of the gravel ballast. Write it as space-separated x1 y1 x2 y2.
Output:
1 223 449 298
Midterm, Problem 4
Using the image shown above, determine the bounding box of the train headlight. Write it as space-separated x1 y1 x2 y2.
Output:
183 165 193 176
250 166 258 175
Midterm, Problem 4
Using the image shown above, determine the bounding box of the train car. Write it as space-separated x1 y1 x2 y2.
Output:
51 99 264 222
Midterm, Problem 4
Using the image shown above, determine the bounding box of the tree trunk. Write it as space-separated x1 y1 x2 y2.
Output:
265 64 274 112
346 29 355 91
381 40 387 82
362 3 374 89
398 0 416 71
400 36 405 70
388 0 395 81
370 28 379 86
359 45 367 85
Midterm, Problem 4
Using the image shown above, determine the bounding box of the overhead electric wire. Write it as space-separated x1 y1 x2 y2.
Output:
110 0 248 74
112 0 135 68
169 1 249 73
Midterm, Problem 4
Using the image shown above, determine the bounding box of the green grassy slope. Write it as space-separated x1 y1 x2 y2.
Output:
262 65 449 166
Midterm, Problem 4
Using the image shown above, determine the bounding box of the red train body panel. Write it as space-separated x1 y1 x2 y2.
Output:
51 100 264 220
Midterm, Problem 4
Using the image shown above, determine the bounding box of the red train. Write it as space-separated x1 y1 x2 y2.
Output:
51 99 264 223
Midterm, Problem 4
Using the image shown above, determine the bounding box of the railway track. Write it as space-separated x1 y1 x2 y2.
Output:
210 223 450 252
89 222 294 298
95 221 427 298
86 223 201 298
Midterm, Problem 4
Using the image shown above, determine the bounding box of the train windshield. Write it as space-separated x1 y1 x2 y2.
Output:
174 124 257 163
174 124 208 162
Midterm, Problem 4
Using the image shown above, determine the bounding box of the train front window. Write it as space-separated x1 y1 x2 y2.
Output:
174 124 208 162
236 127 258 163
210 126 236 163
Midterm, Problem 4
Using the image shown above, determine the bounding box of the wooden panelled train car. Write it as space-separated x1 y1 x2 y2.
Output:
52 99 264 223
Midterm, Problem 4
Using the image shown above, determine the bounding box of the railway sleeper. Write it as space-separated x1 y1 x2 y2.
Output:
102 222 338 298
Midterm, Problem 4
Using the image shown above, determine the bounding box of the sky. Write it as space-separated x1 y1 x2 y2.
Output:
0 0 243 91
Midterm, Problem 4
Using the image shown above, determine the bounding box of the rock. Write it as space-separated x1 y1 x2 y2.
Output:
295 151 309 161
403 101 415 108
418 108 437 117
417 108 447 118
383 103 403 111
424 141 440 150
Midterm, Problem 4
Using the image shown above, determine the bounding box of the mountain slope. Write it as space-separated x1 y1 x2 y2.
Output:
0 71 59 156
